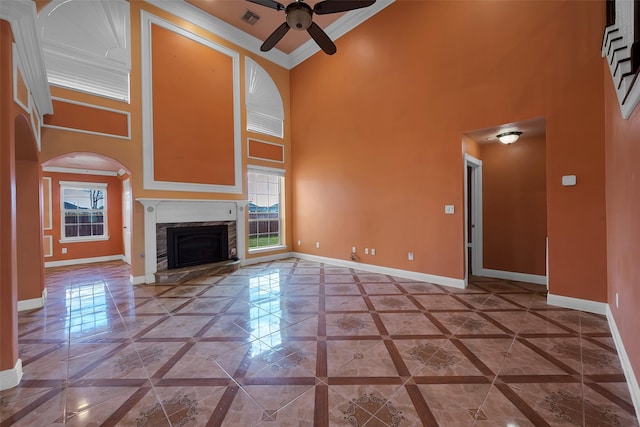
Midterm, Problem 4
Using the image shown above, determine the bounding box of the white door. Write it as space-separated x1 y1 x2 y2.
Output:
122 178 132 265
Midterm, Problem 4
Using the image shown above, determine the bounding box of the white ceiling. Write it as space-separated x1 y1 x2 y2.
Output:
42 153 125 174
465 117 547 144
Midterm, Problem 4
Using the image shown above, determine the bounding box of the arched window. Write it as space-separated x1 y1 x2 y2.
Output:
245 58 284 138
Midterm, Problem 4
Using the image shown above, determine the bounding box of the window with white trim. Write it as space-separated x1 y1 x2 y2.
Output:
248 168 284 250
60 181 108 241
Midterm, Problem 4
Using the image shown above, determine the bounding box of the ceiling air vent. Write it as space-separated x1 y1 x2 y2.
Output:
242 10 260 25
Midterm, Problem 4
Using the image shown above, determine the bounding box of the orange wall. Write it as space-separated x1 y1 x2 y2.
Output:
151 24 235 186
42 172 124 262
291 0 607 301
480 135 547 275
604 67 640 382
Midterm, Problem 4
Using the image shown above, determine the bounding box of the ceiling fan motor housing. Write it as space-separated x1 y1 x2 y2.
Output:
286 2 313 30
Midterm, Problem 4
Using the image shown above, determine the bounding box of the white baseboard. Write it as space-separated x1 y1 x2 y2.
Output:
481 268 547 286
44 255 124 268
130 275 146 285
606 305 640 420
0 359 23 391
547 293 607 315
292 252 466 289
17 288 47 312
242 252 293 266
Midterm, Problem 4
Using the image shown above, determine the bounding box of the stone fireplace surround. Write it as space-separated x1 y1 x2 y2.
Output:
137 199 247 284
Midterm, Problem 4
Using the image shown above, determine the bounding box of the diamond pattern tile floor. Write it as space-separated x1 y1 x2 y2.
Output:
1 259 637 426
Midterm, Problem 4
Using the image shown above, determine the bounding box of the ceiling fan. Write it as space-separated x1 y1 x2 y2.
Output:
247 0 376 55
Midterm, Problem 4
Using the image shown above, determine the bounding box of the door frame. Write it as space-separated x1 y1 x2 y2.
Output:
464 154 483 286
122 177 132 265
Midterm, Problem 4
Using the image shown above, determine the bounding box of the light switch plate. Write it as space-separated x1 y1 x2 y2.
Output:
562 175 576 186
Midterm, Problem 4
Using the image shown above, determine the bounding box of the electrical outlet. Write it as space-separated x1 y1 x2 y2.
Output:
408 252 414 261
316 242 320 249
352 246 356 253
298 240 301 246
445 205 455 214
61 248 67 254
364 248 369 255
371 248 376 255
616 292 619 309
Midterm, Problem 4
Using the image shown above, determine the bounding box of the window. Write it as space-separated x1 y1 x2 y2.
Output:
248 168 284 250
60 181 108 241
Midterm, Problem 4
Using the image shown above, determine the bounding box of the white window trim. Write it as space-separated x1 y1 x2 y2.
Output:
248 166 285 253
59 181 109 243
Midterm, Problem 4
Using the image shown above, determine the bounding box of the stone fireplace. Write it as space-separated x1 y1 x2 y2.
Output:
138 199 247 284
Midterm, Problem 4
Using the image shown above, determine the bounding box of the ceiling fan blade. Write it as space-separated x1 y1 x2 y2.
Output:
261 22 290 52
246 0 285 11
313 0 375 15
307 22 336 55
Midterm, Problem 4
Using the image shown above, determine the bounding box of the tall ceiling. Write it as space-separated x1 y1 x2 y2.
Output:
186 0 344 54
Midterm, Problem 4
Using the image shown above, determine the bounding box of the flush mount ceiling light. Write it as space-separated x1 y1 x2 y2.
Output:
496 131 522 144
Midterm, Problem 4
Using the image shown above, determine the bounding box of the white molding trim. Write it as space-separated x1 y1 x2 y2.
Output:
145 0 394 70
43 166 118 177
606 305 640 418
12 43 30 113
0 0 53 116
247 138 285 164
546 293 607 315
42 176 52 229
463 153 483 285
44 254 124 268
42 97 131 140
43 235 53 257
242 251 292 266
292 252 466 289
137 198 247 284
140 11 242 194
481 268 547 286
0 359 23 391
144 0 290 69
17 288 47 312
289 0 395 68
130 275 146 285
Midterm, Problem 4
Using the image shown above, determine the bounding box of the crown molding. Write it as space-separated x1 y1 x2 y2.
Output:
0 0 53 116
145 0 394 70
289 0 395 68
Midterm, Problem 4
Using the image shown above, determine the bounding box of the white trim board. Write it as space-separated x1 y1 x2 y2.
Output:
0 359 23 391
140 11 242 194
242 251 292 267
481 268 547 286
17 288 47 312
292 253 466 289
606 305 640 419
546 293 607 315
44 255 124 268
130 275 146 285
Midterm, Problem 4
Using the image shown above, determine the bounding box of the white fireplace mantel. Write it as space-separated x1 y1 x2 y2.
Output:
137 198 247 283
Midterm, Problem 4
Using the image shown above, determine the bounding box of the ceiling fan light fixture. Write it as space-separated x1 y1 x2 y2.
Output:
286 4 312 30
496 131 522 144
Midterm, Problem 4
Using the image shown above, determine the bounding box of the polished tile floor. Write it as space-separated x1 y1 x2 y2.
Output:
1 259 638 426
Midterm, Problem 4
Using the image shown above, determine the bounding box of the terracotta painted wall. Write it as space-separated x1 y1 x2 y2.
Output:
39 1 293 279
42 172 124 262
290 0 607 302
480 135 547 276
604 67 640 384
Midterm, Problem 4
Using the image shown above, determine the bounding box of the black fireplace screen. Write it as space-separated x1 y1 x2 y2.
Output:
167 225 228 269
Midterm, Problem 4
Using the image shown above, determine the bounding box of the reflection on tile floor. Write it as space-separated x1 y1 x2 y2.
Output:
1 259 638 426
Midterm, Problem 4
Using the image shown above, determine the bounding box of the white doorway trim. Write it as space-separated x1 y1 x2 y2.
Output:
464 154 483 286
122 178 132 265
